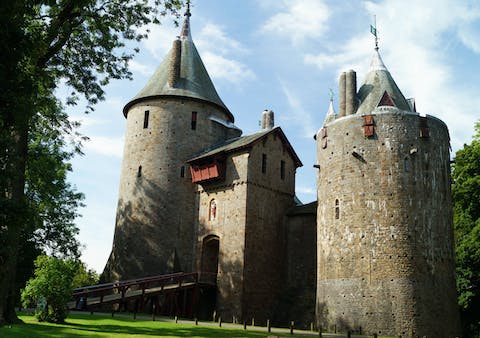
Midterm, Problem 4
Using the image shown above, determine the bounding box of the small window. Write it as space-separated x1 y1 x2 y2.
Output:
335 199 340 219
137 165 142 177
180 166 185 178
262 154 267 174
404 157 411 172
191 111 197 130
280 160 285 180
209 199 217 221
143 110 149 129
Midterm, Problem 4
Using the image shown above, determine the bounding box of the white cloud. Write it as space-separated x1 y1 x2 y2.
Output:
140 20 255 86
196 23 249 56
262 0 330 45
279 80 316 138
140 23 178 60
296 186 316 195
458 23 480 53
84 135 124 158
201 52 255 84
195 23 255 85
304 0 480 152
129 59 154 77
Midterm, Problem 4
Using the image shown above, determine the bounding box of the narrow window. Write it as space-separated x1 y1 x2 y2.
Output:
280 160 285 180
180 166 185 178
262 154 267 174
404 157 411 172
191 111 197 130
137 165 142 177
143 110 149 129
209 199 217 221
335 199 340 219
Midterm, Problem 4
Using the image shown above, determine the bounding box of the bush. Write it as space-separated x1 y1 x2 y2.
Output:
21 255 78 323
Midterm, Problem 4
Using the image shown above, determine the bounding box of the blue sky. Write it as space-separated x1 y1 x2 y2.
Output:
66 0 480 273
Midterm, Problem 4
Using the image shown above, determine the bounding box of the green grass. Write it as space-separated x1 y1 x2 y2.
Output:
0 312 278 337
0 312 396 337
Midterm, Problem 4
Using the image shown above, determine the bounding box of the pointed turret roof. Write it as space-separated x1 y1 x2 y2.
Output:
123 3 233 121
323 94 336 125
356 49 411 115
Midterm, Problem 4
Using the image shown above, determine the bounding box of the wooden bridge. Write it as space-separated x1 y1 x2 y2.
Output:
69 272 216 318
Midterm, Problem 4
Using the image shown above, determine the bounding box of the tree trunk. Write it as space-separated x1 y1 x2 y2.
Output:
0 120 28 325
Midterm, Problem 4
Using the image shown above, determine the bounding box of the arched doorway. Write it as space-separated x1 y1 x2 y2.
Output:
201 235 219 284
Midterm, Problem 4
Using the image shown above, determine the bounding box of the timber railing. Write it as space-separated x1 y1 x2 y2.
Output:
71 272 203 310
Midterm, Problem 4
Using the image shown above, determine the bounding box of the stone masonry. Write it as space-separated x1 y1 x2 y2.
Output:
316 108 460 335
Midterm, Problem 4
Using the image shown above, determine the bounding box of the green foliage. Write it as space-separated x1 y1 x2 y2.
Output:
72 262 99 289
0 0 183 324
453 120 480 337
25 110 85 259
21 255 78 323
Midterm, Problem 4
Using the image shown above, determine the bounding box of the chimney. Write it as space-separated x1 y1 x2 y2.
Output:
339 72 346 117
345 70 357 115
261 110 274 130
168 38 181 87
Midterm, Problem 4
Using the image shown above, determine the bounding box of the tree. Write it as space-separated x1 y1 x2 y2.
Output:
21 255 78 323
453 120 480 337
0 0 183 324
72 262 99 289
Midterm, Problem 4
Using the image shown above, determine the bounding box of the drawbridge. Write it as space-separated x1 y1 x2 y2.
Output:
69 272 216 318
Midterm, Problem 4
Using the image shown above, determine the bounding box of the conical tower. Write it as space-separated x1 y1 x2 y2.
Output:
315 44 460 336
103 3 241 281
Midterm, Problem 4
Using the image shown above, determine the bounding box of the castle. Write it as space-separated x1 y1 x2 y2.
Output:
102 5 460 337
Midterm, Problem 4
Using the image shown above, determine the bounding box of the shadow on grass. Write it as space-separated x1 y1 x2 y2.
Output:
0 313 268 337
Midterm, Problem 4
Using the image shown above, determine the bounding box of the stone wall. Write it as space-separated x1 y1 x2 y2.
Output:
103 97 235 281
316 108 460 337
275 202 317 328
194 152 250 322
194 129 299 325
242 131 297 325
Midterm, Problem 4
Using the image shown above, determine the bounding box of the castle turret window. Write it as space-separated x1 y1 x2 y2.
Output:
262 154 267 174
180 166 185 177
404 157 411 172
143 110 149 129
137 165 142 177
280 160 285 180
335 199 340 219
209 199 217 221
191 111 197 130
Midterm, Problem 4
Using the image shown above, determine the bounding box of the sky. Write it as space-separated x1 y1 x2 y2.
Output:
65 0 480 273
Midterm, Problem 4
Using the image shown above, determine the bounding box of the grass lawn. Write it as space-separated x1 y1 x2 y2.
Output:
0 312 287 337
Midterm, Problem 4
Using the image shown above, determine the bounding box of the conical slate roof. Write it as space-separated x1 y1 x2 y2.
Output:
123 6 233 121
356 50 411 115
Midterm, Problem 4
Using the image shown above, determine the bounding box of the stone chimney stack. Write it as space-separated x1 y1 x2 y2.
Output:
261 109 274 130
339 72 346 117
345 70 357 115
168 38 181 87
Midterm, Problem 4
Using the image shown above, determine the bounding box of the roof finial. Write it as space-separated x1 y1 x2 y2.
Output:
329 88 334 102
185 0 191 18
370 15 379 51
180 0 192 40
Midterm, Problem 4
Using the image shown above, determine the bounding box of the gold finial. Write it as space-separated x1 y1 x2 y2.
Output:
370 15 379 51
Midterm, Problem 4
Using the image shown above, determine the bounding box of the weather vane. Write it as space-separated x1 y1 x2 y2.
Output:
370 15 379 50
185 0 191 17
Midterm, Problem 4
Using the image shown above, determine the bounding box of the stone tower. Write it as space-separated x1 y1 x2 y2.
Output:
315 48 460 336
102 5 241 281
